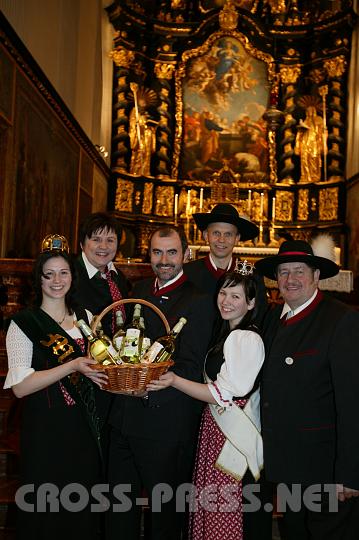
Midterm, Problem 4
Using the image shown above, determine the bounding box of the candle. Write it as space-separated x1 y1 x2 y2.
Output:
260 192 264 218
174 194 178 216
199 188 204 211
247 189 252 215
186 189 191 215
272 196 276 221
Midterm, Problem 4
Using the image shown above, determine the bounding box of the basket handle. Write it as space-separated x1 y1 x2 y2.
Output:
91 298 171 335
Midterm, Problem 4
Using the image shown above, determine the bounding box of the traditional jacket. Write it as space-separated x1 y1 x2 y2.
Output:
184 254 268 326
109 276 214 442
261 291 359 489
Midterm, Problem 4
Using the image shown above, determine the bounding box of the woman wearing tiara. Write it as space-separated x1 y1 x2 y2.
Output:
148 262 268 540
4 235 106 540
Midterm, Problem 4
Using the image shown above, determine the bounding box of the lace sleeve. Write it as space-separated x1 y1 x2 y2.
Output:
4 320 35 388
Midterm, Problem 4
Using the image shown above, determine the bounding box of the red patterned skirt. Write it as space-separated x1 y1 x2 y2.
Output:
189 401 247 540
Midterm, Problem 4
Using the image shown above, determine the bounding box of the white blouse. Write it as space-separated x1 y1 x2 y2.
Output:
4 310 92 389
207 329 265 408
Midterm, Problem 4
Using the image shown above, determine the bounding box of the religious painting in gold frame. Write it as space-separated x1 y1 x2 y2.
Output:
172 31 275 184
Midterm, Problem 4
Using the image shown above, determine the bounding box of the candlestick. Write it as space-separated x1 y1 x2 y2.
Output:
199 188 203 211
174 194 178 216
260 192 264 219
186 189 191 216
248 189 252 216
272 196 276 221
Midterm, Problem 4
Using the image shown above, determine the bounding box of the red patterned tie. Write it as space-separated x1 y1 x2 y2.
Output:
104 266 126 331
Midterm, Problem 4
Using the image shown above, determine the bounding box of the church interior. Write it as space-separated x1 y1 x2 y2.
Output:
0 0 359 537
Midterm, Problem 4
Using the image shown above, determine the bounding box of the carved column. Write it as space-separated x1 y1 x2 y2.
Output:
277 64 301 184
109 46 135 170
154 62 176 179
323 56 347 181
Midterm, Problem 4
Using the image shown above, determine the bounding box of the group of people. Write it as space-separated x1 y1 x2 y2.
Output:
5 206 359 540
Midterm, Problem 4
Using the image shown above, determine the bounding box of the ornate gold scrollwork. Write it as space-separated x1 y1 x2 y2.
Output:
115 180 134 213
154 62 176 80
276 191 294 222
143 183 153 215
297 189 309 221
109 47 135 68
324 56 346 78
155 186 175 217
279 65 301 85
319 187 338 221
309 68 325 85
219 1 239 31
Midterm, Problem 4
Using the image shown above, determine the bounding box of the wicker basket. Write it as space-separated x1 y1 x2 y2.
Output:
89 298 174 393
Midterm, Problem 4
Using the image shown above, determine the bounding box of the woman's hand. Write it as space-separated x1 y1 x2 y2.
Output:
146 372 175 391
71 357 108 388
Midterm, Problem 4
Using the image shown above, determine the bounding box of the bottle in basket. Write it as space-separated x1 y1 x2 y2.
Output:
121 303 143 363
77 319 120 365
139 316 151 357
113 311 125 352
142 317 187 364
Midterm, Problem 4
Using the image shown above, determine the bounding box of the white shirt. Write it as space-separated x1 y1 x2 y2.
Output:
156 270 184 290
4 310 92 389
81 252 117 279
280 289 318 320
208 329 265 407
209 254 233 272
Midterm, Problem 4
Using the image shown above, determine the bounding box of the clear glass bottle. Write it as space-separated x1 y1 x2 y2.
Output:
77 319 120 365
139 316 151 358
121 303 143 363
141 317 187 364
113 311 126 352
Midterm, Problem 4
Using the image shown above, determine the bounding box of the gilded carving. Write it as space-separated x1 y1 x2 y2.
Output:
319 188 338 221
143 183 153 215
154 62 176 80
324 56 346 78
309 68 325 85
276 191 294 221
279 65 301 85
219 1 239 31
155 186 175 217
109 47 135 68
297 189 309 221
115 180 134 212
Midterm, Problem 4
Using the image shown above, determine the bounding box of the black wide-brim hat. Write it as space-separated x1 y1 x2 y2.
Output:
193 203 259 241
255 240 340 280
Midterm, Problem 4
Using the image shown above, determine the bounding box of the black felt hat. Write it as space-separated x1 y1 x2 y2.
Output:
193 203 259 241
255 240 340 280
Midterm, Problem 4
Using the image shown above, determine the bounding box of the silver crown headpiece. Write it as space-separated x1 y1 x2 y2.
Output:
234 259 254 276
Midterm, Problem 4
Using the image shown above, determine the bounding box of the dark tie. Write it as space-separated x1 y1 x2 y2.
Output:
104 266 126 331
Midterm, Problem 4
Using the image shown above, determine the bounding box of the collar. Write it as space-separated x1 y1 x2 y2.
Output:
205 254 235 279
281 289 318 320
152 271 187 297
281 290 323 326
81 252 117 279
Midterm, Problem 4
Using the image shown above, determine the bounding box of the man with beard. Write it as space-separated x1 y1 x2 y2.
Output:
107 226 214 540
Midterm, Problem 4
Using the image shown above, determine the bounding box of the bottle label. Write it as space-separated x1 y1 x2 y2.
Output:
113 335 124 351
142 342 164 363
141 337 151 355
122 328 141 356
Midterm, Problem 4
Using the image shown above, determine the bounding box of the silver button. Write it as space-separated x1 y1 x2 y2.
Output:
285 357 294 365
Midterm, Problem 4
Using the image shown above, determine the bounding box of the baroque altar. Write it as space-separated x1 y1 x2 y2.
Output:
106 0 356 262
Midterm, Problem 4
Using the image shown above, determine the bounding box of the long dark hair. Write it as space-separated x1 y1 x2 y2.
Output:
209 269 260 353
32 251 77 313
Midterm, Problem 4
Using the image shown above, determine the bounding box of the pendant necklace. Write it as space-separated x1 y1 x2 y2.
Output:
58 311 67 325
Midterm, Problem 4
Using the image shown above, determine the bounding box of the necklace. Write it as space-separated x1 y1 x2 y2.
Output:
58 311 67 325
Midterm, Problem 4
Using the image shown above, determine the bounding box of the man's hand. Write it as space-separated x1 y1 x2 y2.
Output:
336 484 359 501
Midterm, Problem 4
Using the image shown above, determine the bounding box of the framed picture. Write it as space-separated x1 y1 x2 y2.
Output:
173 32 275 184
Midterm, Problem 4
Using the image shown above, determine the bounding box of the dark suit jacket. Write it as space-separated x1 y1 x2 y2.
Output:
261 291 359 489
109 277 214 442
184 255 268 327
73 255 129 424
73 255 129 336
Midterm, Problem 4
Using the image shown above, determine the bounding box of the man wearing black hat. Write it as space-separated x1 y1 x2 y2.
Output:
256 240 359 540
184 204 268 319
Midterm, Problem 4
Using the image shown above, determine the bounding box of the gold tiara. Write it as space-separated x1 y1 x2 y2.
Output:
234 259 254 276
41 234 70 254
